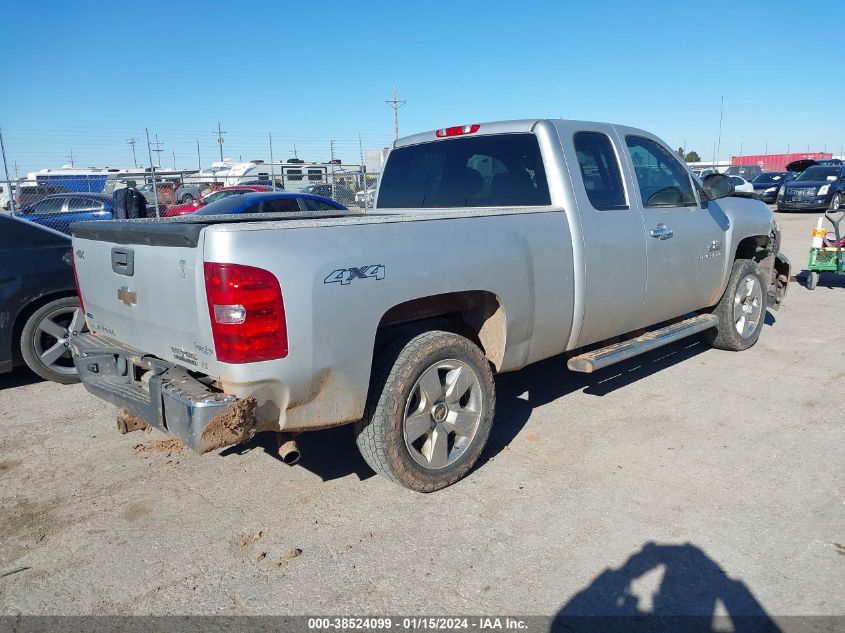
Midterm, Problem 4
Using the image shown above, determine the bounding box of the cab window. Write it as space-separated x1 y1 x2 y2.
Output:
573 132 627 210
625 136 696 207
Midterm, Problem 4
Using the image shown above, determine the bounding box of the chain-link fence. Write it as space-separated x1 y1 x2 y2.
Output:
0 126 390 234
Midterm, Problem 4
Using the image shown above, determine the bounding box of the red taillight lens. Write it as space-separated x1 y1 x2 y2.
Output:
203 262 288 363
71 249 85 314
435 124 481 138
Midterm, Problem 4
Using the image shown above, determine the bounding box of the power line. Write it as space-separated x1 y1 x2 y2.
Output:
385 85 406 142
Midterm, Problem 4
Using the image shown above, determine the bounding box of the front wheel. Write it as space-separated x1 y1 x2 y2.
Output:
180 194 195 204
354 331 495 492
807 270 819 290
831 194 841 211
20 296 86 383
705 259 767 351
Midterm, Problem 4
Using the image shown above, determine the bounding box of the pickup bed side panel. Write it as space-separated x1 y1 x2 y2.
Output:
203 211 574 431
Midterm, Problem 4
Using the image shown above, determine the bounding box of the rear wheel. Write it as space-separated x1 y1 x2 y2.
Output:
20 296 86 383
705 259 767 351
354 331 495 492
807 270 819 290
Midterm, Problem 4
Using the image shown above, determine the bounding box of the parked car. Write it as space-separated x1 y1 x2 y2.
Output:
69 118 789 492
237 179 278 188
725 164 763 180
354 184 378 207
302 183 355 206
15 185 70 209
16 193 113 235
728 176 754 193
777 164 845 212
751 172 792 203
0 215 85 383
162 185 272 217
138 181 201 208
192 191 347 216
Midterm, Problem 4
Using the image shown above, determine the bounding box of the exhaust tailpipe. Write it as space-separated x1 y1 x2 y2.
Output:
276 433 300 465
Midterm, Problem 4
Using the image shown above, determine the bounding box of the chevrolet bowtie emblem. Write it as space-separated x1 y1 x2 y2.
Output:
117 287 137 306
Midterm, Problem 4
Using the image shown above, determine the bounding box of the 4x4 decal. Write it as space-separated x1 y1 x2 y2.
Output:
324 265 385 286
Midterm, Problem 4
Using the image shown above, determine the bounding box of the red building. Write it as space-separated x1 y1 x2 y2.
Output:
732 152 832 172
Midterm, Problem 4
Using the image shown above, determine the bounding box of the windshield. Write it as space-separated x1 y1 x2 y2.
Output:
193 195 254 215
795 166 839 182
752 172 786 184
202 190 233 204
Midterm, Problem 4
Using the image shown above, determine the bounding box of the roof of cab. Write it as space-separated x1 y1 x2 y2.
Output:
393 119 542 148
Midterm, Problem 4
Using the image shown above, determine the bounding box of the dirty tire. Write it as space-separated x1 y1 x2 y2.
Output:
705 259 767 351
354 331 495 492
807 270 819 290
20 296 83 384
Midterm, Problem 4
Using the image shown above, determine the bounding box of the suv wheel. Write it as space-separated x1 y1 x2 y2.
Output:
20 296 86 384
354 331 495 492
705 259 767 351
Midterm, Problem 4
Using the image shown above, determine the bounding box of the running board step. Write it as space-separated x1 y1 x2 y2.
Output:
567 314 719 374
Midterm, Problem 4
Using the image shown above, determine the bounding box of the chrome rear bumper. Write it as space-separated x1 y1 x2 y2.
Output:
72 333 258 453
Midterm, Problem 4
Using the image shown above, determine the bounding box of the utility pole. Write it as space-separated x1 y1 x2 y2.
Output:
358 132 367 210
216 121 226 161
172 149 176 171
0 126 16 213
149 134 164 168
385 85 406 142
127 138 138 167
66 149 75 167
715 95 724 167
330 139 336 201
196 140 202 172
293 143 298 160
145 128 160 217
269 132 276 191
739 142 743 157
14 161 19 180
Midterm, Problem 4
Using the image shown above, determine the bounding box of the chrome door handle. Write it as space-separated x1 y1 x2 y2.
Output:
650 224 674 240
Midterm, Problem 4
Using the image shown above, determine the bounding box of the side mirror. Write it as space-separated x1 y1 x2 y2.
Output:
702 173 734 200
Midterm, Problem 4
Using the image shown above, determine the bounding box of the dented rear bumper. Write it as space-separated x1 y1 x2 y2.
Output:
71 333 258 453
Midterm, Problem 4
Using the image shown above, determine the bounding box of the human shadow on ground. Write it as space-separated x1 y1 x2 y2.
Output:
552 542 781 632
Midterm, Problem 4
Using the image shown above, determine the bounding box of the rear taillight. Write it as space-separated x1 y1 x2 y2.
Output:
71 249 84 314
435 124 481 138
203 262 287 363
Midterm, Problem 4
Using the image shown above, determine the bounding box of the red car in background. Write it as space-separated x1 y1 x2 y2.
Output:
162 185 271 217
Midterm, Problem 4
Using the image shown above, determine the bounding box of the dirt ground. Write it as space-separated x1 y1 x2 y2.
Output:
0 209 842 620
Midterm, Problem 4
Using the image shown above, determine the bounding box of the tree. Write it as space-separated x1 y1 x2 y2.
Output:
684 150 701 162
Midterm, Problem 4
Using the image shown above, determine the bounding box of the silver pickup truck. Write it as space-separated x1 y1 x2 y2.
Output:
69 119 790 492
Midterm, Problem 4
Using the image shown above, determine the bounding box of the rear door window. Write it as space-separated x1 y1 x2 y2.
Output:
573 132 627 210
67 196 101 211
261 198 300 213
302 198 340 211
625 136 696 207
377 133 551 208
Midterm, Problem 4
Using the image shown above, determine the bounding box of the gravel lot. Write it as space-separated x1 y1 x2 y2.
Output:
0 210 842 620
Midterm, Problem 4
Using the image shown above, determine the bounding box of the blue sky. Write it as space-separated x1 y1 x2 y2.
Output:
1 0 844 172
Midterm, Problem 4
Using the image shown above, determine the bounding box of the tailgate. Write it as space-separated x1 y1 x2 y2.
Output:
71 220 220 377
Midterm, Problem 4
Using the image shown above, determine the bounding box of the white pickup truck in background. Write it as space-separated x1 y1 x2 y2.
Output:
69 119 789 492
